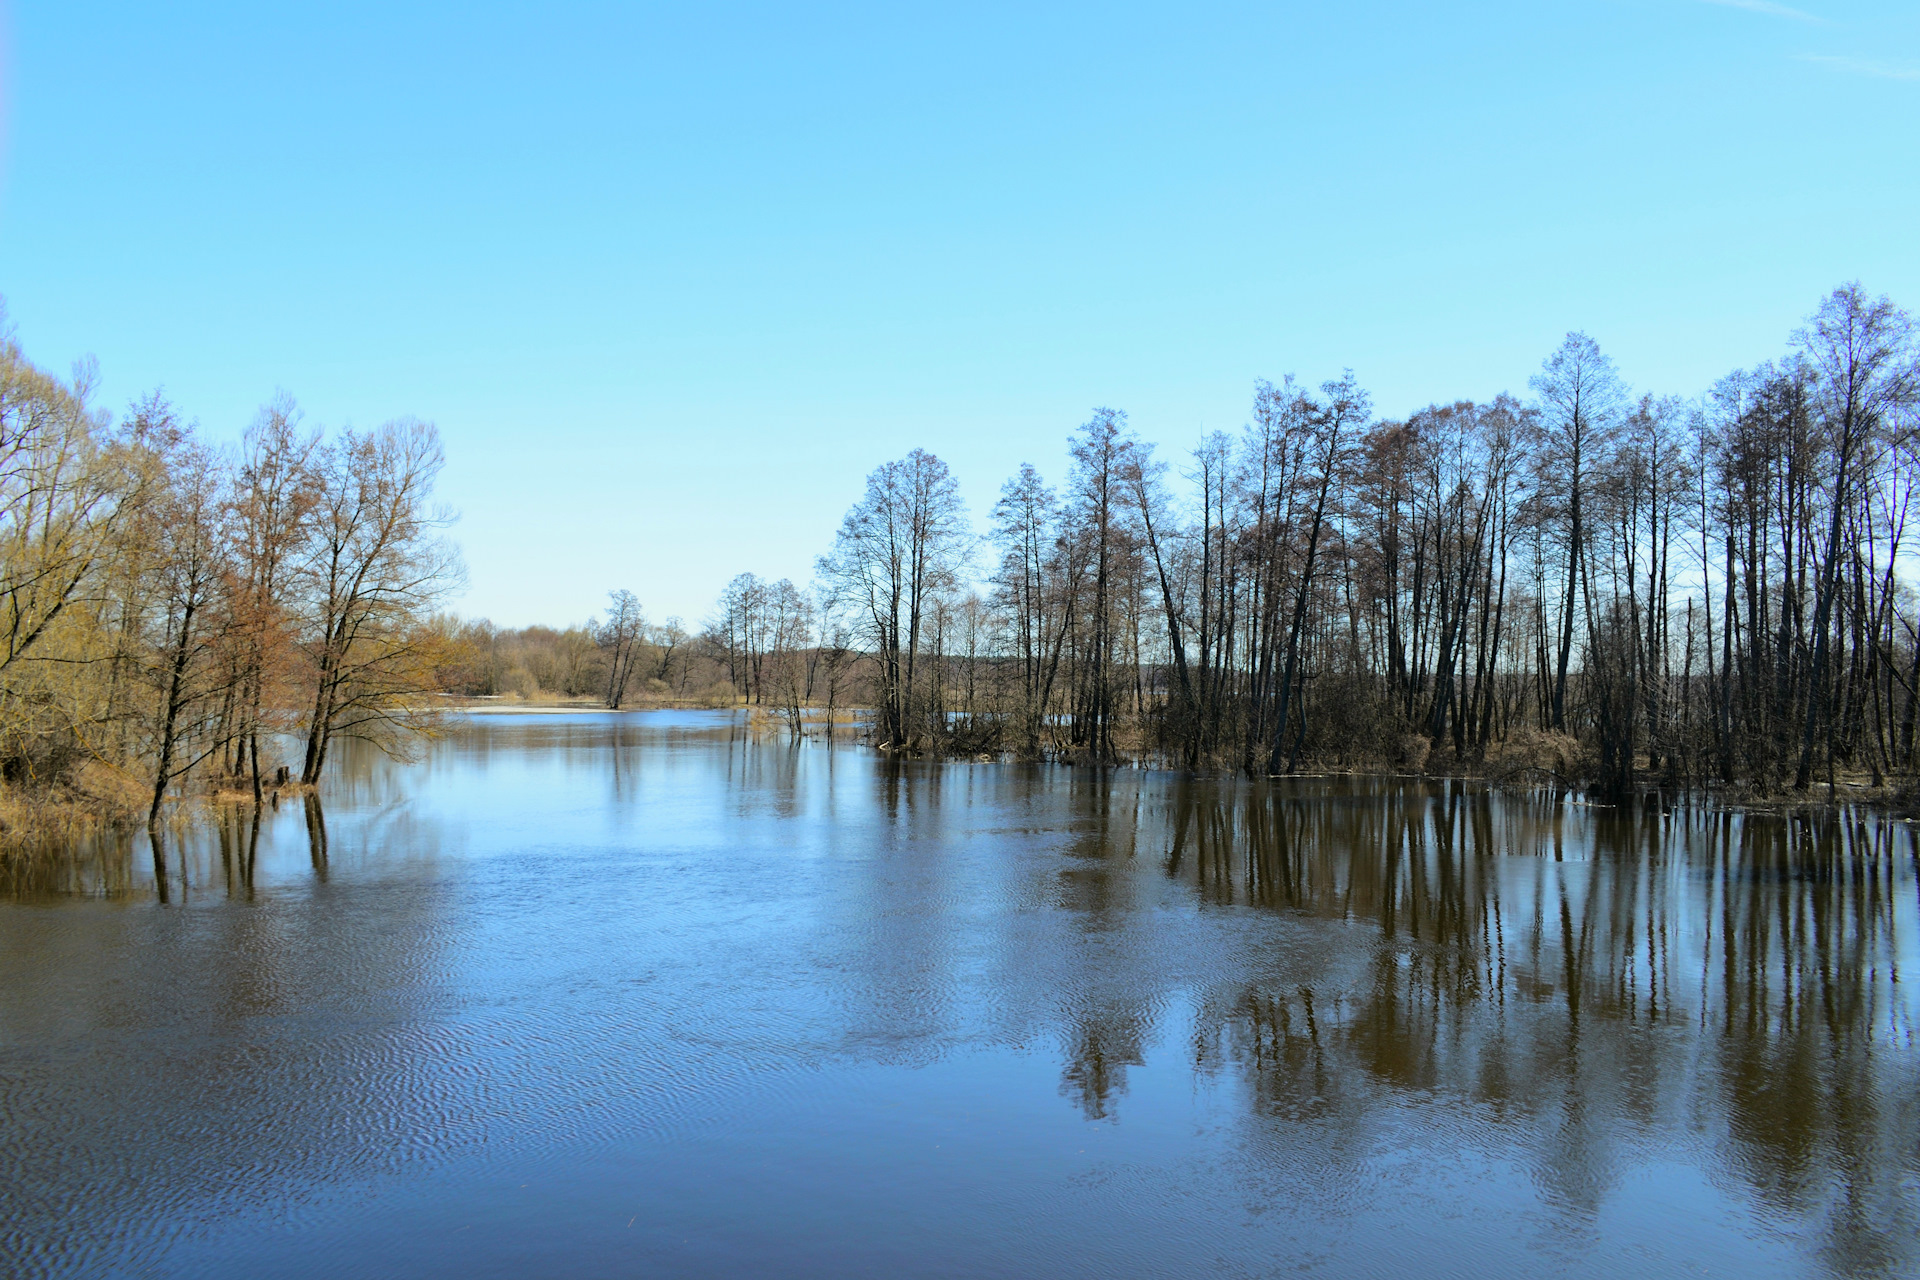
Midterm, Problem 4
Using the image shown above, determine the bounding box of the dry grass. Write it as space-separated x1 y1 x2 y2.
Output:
745 707 867 738
446 686 742 713
0 762 148 889
0 761 144 841
206 780 316 805
1480 728 1587 784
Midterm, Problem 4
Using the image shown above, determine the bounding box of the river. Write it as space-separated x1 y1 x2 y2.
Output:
2 711 1915 1278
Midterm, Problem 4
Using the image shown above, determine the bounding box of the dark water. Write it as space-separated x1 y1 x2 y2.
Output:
2 713 1917 1279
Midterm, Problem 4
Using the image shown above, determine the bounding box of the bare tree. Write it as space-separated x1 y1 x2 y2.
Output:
1793 285 1918 789
142 430 229 827
597 589 646 709
228 396 320 799
820 449 968 750
298 420 462 784
1529 332 1624 731
762 579 814 740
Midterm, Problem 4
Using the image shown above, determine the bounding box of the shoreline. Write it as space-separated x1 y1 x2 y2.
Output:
6 716 1910 866
446 698 739 715
448 700 1918 816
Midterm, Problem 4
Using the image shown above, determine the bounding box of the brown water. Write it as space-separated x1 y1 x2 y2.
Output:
1 711 1916 1278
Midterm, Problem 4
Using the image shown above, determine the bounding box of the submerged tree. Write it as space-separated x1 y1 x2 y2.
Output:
298 419 463 784
820 448 969 750
598 589 646 709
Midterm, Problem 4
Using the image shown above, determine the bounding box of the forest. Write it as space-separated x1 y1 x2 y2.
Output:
2 282 1915 853
524 281 1914 802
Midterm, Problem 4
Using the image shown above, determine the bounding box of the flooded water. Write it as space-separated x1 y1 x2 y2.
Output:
2 712 1917 1279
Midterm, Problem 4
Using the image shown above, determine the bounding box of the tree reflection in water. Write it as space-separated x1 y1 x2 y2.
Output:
1132 778 1918 1276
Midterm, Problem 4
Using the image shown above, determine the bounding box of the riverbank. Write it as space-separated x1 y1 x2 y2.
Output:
0 762 146 847
5 706 1909 866
857 718 1920 819
0 768 329 874
445 698 872 738
445 695 736 714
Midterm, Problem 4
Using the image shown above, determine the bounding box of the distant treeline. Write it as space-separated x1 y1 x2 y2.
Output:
439 581 860 719
0 314 460 836
439 606 736 708
643 283 1918 799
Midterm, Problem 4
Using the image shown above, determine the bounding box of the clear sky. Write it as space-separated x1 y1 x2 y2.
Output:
0 2 1914 627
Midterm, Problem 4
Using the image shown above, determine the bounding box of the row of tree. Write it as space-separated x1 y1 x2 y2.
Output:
436 609 734 707
0 321 460 835
439 575 857 728
710 284 1919 797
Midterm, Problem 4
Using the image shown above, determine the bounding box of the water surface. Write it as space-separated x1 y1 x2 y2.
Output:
2 712 1916 1278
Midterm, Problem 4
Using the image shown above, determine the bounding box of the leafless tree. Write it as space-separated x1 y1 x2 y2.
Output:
820 449 969 749
597 589 646 709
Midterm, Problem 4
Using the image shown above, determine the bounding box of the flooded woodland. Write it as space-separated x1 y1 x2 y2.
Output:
1 711 1915 1279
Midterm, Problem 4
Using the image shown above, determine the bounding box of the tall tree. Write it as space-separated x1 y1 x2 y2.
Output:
142 430 229 827
1529 332 1624 731
298 420 462 784
1793 285 1918 789
820 449 967 749
598 589 646 709
229 396 320 799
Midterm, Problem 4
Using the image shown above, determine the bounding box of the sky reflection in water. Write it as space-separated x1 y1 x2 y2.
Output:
1 711 1916 1279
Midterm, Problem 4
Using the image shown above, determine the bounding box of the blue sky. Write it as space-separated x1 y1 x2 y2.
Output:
1 1 1915 626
